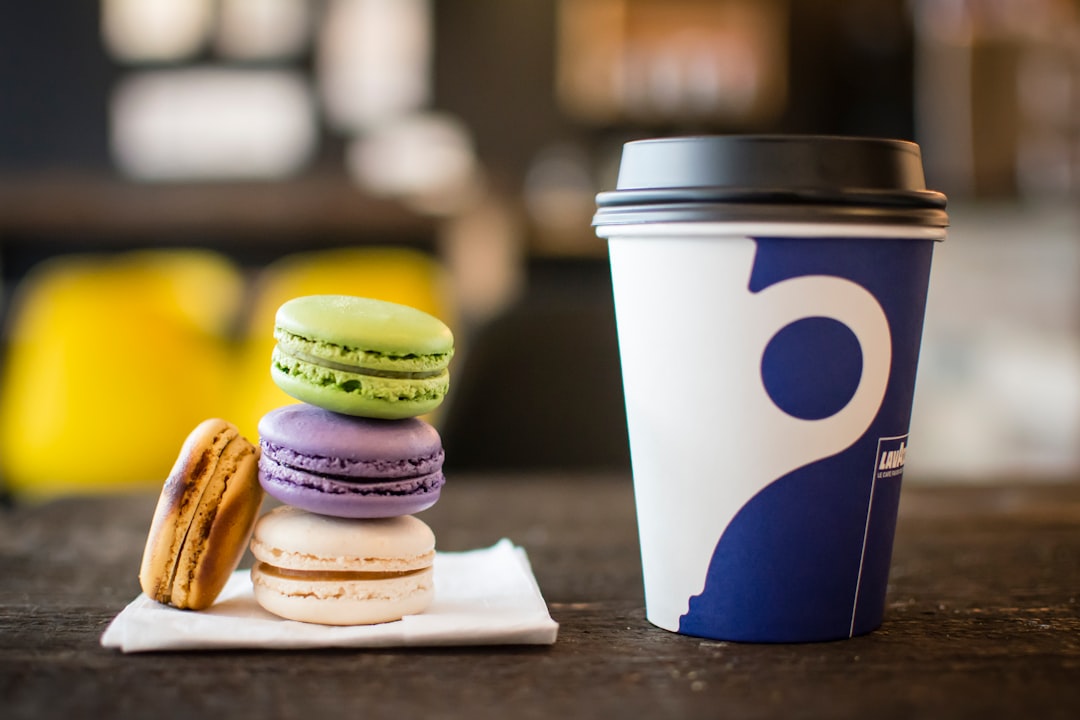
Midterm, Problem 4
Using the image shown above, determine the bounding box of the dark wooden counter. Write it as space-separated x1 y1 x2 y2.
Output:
2 475 1079 719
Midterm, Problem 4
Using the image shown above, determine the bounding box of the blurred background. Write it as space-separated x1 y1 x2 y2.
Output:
0 0 1077 501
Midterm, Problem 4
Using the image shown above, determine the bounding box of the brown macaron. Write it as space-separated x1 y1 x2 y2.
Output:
139 418 263 610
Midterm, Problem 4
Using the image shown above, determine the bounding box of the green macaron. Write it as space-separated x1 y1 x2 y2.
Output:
270 295 454 419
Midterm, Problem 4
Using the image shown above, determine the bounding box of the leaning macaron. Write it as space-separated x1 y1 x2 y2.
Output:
250 505 435 625
258 404 446 518
139 419 263 610
270 295 454 419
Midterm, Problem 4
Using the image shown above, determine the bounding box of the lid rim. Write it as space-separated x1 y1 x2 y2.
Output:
592 202 950 228
595 186 948 210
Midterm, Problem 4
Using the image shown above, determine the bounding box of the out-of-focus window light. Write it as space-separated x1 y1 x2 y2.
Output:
101 0 214 63
318 0 432 132
110 69 317 181
556 0 788 125
908 204 1080 479
913 0 1080 199
346 113 479 216
216 0 312 61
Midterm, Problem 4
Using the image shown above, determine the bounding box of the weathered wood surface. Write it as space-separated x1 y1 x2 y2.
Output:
2 475 1078 719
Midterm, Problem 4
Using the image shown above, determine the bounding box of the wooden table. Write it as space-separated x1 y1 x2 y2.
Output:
2 475 1078 719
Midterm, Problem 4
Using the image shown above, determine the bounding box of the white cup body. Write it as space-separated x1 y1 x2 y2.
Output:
601 221 943 642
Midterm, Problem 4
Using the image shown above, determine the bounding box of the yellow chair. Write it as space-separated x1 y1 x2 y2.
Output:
231 246 457 441
0 249 244 501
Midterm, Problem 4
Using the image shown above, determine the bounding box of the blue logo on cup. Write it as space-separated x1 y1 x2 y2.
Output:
678 236 933 643
761 317 864 421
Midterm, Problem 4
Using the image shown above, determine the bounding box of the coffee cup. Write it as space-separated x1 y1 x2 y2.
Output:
594 135 947 642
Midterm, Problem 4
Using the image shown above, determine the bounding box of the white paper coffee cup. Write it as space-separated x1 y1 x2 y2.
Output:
594 136 947 642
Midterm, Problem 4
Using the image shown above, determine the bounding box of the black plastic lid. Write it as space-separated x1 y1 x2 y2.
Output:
593 135 948 228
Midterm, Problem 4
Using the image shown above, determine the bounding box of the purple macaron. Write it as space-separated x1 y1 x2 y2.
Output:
257 404 445 518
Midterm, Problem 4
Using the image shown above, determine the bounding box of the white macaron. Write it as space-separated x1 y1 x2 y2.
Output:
250 505 435 625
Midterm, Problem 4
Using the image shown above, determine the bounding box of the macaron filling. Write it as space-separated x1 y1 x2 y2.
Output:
272 346 449 405
257 441 445 517
276 344 448 379
261 441 444 479
274 328 452 377
259 452 446 497
253 562 431 583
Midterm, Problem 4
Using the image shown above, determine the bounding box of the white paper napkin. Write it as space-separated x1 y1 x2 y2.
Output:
101 539 559 652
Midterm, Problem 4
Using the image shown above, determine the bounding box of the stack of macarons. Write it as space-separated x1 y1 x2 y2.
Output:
248 294 455 625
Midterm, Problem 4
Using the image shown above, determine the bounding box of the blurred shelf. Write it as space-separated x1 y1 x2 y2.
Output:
0 172 437 246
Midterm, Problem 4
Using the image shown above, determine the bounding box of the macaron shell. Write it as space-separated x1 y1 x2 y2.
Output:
258 405 444 470
249 506 436 573
275 294 454 358
251 562 434 626
139 419 262 610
